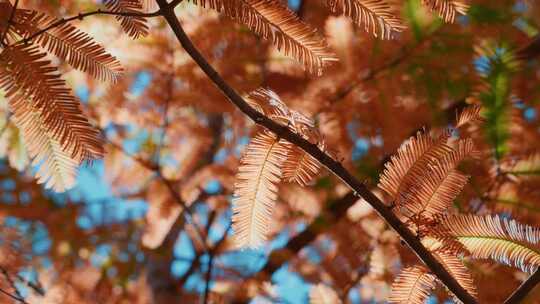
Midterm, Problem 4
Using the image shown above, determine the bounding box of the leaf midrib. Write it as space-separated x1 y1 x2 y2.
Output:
247 138 278 245
457 235 540 259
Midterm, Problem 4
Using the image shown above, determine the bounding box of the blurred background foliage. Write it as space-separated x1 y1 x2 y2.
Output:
1 0 540 303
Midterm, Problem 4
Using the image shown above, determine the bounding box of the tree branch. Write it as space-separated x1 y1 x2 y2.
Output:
155 2 477 303
504 269 540 304
168 0 185 7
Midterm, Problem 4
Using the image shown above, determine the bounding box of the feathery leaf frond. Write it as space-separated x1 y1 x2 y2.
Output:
389 266 436 304
288 110 316 131
474 42 520 160
420 0 469 23
0 50 79 191
11 105 79 192
282 111 322 186
407 168 468 218
435 251 478 299
0 45 103 177
456 105 484 129
246 89 318 134
378 131 452 206
421 235 469 256
246 88 323 186
282 144 321 186
232 131 288 248
402 139 474 218
191 0 337 75
246 88 289 117
438 214 540 273
9 9 123 82
474 41 520 78
104 0 149 39
326 0 405 39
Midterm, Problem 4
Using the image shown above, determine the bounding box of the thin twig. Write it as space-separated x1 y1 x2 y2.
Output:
10 9 161 47
6 0 187 47
0 287 28 304
155 3 476 303
155 73 173 166
0 267 28 304
202 223 231 303
106 139 158 171
179 223 231 289
0 0 19 46
504 269 540 304
156 173 211 252
202 252 215 304
14 273 44 296
178 249 204 286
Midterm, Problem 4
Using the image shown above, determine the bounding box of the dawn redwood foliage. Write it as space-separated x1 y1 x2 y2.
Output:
0 0 540 303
